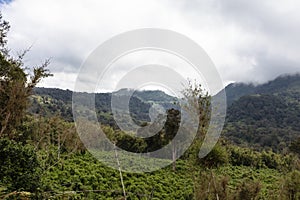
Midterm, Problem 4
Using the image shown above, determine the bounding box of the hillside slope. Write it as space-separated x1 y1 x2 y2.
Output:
222 74 300 151
30 74 300 152
30 88 177 127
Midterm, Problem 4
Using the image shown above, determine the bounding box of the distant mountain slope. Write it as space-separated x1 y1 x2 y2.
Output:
223 83 256 106
222 74 300 152
31 74 300 152
30 88 74 121
255 74 300 94
133 90 177 103
30 87 177 126
222 74 300 106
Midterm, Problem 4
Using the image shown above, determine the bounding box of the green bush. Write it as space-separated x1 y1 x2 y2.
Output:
200 144 229 168
234 179 261 200
281 170 300 200
0 138 41 192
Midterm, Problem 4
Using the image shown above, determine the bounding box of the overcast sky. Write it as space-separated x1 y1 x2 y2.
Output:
1 0 300 92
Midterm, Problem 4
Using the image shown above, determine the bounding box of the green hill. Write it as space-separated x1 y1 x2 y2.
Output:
30 88 178 127
31 74 300 152
222 74 300 106
222 74 300 152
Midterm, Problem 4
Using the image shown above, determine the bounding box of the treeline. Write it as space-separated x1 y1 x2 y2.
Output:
223 93 300 152
33 74 300 154
32 87 178 126
1 12 300 199
222 73 300 152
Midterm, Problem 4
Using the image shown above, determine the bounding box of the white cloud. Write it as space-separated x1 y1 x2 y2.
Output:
1 0 300 91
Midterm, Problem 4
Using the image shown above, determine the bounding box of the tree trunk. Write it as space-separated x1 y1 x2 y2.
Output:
172 141 176 171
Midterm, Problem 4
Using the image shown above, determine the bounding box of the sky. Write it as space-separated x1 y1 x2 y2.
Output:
1 0 300 93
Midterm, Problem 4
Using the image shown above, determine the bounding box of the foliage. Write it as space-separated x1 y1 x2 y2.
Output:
32 87 179 127
1 11 300 200
0 14 52 140
200 143 229 168
194 171 229 200
0 138 41 192
233 179 261 200
227 144 299 171
180 80 212 167
290 137 300 155
40 153 194 200
281 170 300 200
222 74 300 152
221 74 300 107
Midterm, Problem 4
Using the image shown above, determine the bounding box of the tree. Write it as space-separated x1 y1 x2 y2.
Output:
290 137 300 156
234 179 261 200
181 80 211 138
0 13 52 139
0 138 41 192
201 143 229 168
181 80 211 162
0 12 51 195
194 171 229 200
164 108 181 171
281 170 300 200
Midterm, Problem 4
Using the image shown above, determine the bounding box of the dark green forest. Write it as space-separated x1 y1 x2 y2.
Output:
222 74 300 152
1 14 300 200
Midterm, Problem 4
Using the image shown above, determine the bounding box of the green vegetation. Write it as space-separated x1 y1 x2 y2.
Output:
222 74 300 152
0 139 41 192
1 13 300 200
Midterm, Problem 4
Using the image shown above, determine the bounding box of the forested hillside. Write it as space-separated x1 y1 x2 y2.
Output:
31 74 300 152
1 13 300 200
222 74 300 152
30 87 178 126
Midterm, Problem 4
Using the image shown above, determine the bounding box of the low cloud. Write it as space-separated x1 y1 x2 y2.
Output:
1 0 299 91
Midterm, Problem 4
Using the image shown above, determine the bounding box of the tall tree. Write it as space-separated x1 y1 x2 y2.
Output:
182 81 211 150
164 108 181 171
0 13 52 139
181 80 211 161
181 80 211 138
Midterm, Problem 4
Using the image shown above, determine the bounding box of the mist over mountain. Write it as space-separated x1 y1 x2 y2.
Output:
222 73 300 151
30 73 300 152
223 73 300 106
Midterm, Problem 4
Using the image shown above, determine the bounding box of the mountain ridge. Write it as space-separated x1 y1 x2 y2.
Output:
30 73 300 152
221 73 300 106
222 73 300 152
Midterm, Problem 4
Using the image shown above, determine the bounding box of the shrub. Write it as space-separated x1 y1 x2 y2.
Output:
200 144 229 168
234 179 261 200
281 170 300 200
0 138 41 192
